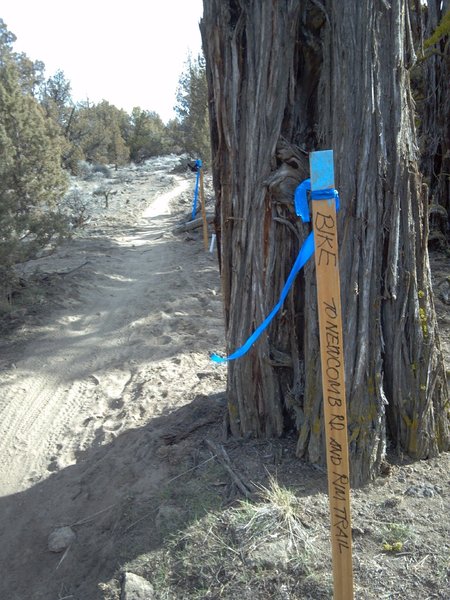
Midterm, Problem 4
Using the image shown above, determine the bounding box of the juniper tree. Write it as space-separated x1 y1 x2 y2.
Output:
201 0 449 484
75 100 129 167
0 51 68 278
174 53 210 162
127 108 167 163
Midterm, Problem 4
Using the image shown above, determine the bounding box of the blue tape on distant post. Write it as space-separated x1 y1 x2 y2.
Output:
191 159 202 220
210 181 339 363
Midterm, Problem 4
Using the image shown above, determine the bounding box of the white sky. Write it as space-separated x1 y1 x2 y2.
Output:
1 0 203 123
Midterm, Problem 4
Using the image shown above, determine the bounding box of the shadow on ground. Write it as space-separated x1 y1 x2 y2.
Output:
0 391 328 600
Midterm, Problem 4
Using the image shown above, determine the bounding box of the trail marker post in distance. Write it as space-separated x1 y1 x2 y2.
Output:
191 159 202 220
199 166 209 250
310 150 354 600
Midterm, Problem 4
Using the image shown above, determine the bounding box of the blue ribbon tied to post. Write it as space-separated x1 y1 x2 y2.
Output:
210 179 340 363
191 159 202 220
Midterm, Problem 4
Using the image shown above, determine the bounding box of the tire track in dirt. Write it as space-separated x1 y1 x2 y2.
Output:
0 176 195 496
0 355 94 492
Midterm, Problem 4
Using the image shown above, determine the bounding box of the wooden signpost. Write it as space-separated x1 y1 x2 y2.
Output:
199 167 209 251
310 150 354 600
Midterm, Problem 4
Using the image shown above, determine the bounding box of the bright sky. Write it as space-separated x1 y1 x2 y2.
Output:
1 0 203 123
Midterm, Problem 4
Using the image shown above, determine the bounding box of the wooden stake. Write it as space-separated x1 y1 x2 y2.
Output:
310 150 354 600
199 168 209 250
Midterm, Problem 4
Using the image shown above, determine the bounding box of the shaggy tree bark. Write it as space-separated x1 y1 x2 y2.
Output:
417 0 450 243
201 0 449 485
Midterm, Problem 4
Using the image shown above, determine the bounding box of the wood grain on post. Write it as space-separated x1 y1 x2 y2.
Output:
310 150 354 600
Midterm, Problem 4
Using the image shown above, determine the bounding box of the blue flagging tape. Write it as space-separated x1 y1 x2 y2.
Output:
211 232 314 363
210 182 339 364
295 179 340 218
311 187 340 209
191 159 202 220
294 178 312 222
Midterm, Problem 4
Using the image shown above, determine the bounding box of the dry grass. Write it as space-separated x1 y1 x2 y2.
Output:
126 476 333 600
114 450 450 600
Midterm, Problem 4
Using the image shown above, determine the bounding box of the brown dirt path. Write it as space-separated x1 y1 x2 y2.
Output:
0 157 226 599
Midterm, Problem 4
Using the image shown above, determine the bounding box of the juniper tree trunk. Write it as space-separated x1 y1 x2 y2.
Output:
201 0 449 485
419 0 450 240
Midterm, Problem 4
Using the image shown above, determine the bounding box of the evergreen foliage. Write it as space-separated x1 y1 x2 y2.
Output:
174 53 210 163
0 19 44 96
0 19 212 180
75 100 130 167
40 69 74 129
40 70 82 172
0 48 68 287
127 108 168 163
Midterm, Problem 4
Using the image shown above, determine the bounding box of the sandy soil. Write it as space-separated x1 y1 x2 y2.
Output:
0 156 448 600
0 156 226 599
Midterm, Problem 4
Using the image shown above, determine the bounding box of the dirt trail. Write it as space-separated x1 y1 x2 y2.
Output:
0 178 200 494
0 159 226 599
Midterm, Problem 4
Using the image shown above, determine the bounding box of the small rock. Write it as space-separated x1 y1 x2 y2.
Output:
121 572 155 600
382 497 402 509
248 539 289 570
379 461 392 476
196 371 210 379
405 483 440 498
48 526 76 552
